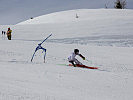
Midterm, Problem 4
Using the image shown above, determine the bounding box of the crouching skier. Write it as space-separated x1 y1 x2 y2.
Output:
68 49 85 67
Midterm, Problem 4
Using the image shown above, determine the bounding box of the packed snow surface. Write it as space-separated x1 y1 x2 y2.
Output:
0 9 133 100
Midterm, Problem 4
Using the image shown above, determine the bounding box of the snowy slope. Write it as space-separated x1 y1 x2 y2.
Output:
0 9 133 100
1 0 133 24
17 9 133 47
18 9 133 24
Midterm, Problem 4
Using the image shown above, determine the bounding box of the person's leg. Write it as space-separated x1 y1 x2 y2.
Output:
8 35 11 40
74 59 83 65
69 61 76 67
7 36 10 40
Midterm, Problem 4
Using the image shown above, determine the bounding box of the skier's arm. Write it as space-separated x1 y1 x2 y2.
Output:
79 54 85 60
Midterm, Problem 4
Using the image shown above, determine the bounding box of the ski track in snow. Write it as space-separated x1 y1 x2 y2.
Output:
0 39 133 100
47 35 133 47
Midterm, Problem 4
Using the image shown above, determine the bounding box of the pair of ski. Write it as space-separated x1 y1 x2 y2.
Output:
69 64 98 69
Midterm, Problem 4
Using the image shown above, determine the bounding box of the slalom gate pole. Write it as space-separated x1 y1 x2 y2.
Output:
31 34 52 62
40 34 52 45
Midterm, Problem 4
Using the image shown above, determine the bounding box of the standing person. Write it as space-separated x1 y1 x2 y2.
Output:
1 31 4 39
68 49 85 67
6 28 12 40
4 31 6 39
4 31 6 35
2 31 3 35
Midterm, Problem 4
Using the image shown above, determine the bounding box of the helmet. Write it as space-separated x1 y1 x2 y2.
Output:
8 28 10 30
74 49 79 54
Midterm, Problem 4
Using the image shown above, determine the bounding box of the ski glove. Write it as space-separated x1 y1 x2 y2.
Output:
83 57 85 60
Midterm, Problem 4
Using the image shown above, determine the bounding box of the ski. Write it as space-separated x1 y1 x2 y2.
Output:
68 64 98 69
58 64 98 69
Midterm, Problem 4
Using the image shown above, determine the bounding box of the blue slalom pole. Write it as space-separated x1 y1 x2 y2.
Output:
31 34 52 62
31 51 36 62
44 50 46 63
39 34 52 45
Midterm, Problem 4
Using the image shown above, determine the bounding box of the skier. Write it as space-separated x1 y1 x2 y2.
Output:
68 49 85 67
6 28 12 40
